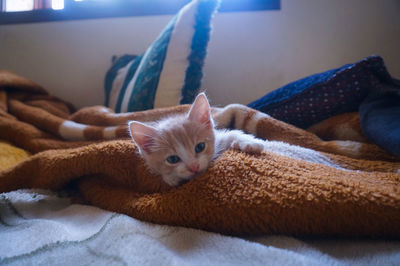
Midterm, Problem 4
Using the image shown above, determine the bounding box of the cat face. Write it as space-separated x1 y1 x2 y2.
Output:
129 93 215 186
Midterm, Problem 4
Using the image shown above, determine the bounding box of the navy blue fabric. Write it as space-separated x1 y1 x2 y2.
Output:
248 55 395 128
359 84 400 157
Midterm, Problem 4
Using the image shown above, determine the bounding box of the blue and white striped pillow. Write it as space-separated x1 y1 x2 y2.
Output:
105 0 220 113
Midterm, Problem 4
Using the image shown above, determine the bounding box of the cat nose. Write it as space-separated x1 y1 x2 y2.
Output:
188 163 200 173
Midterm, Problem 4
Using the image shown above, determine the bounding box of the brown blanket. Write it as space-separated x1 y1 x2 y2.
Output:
1 70 400 237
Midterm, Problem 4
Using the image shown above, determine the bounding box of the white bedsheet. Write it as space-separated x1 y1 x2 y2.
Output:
1 189 399 266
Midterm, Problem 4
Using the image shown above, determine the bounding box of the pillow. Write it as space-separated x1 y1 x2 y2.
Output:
248 55 397 128
104 0 220 113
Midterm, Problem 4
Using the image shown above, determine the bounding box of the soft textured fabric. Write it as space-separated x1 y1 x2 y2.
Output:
1 189 400 265
360 83 400 157
104 0 219 113
0 141 30 171
1 70 399 237
248 55 398 128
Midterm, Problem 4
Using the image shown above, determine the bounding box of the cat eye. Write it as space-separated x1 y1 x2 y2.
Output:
195 142 206 153
166 155 180 164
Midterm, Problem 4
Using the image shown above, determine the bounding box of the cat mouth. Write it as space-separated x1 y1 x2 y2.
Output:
177 179 191 186
177 170 206 186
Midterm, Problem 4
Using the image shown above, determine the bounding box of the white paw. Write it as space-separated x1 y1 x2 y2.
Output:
231 140 264 154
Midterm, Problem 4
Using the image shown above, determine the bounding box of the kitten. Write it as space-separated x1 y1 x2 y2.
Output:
128 93 265 186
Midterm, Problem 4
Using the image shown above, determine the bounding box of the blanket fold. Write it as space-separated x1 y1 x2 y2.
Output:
1 70 400 237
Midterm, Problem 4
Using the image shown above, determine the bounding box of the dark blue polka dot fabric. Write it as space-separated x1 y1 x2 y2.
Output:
248 55 396 128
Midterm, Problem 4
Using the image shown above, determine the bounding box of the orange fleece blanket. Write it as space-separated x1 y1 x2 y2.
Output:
0 70 400 237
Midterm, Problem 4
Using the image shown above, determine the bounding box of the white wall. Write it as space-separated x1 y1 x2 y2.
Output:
1 0 399 108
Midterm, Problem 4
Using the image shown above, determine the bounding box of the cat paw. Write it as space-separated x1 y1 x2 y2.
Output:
231 140 264 154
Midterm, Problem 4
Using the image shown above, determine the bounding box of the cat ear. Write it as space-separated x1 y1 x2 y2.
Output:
188 92 211 128
128 121 157 154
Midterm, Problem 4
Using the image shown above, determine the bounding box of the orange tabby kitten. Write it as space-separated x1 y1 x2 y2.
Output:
128 93 264 186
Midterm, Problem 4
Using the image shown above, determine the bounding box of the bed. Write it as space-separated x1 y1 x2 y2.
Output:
1 189 400 265
1 66 400 265
2 0 400 264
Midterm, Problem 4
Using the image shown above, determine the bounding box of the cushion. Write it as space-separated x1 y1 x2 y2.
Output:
104 0 219 113
248 55 396 128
